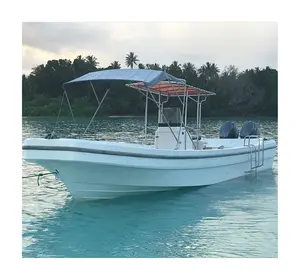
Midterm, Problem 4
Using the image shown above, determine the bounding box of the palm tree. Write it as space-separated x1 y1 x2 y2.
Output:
198 62 220 81
182 62 197 83
110 61 121 69
168 61 182 77
182 62 196 76
73 55 88 76
125 52 139 68
85 55 99 68
222 65 239 78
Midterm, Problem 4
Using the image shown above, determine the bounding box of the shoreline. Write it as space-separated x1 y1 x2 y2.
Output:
22 115 278 120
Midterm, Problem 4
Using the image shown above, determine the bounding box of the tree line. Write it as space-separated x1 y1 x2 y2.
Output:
22 52 277 118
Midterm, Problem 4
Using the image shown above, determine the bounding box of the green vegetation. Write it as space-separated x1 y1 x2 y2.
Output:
22 52 277 118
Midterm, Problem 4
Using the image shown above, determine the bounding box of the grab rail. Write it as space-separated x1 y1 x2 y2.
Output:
243 135 265 175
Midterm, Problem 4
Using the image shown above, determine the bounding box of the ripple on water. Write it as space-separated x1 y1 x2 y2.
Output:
22 117 278 257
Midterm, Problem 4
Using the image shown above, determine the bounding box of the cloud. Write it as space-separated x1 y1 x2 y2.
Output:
22 22 277 75
22 22 112 53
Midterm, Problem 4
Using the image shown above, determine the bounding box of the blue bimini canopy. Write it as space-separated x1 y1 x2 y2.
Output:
63 69 186 87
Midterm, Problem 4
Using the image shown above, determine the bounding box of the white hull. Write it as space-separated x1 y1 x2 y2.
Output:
23 138 276 200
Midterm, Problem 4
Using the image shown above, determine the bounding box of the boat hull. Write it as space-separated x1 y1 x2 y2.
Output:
23 138 277 200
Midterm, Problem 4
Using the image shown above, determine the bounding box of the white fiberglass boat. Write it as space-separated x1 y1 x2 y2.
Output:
23 69 277 200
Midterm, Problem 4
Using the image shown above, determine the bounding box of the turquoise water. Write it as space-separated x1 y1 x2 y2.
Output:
22 117 278 257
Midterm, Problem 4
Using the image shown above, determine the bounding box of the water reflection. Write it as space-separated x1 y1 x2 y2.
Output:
23 170 277 257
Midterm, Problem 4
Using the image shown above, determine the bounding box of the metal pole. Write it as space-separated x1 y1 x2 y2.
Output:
184 84 188 150
64 90 76 126
144 90 149 143
158 93 161 123
90 81 100 105
83 88 110 136
196 95 200 149
51 91 65 138
138 89 178 144
198 94 207 143
199 100 202 132
176 84 186 149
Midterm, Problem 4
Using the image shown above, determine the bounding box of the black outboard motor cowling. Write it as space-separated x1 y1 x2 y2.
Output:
219 121 239 139
240 121 260 138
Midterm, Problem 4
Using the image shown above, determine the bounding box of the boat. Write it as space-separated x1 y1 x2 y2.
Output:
22 69 277 200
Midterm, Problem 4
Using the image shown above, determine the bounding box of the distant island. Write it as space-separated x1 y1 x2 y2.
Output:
22 52 277 118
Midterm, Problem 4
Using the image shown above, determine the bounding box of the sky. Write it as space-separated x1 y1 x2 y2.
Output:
22 22 277 75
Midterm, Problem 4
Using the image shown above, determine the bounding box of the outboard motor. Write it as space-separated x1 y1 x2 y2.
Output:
219 121 239 139
240 121 260 138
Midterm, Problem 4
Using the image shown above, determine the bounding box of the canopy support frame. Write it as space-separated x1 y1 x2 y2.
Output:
82 82 110 137
144 89 149 143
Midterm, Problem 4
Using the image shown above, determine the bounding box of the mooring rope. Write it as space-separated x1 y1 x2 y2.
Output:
22 170 58 186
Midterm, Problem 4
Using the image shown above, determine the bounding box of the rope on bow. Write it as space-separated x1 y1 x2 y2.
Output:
22 170 59 186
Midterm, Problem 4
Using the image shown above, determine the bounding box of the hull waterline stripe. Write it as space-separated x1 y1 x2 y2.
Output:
23 145 276 160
